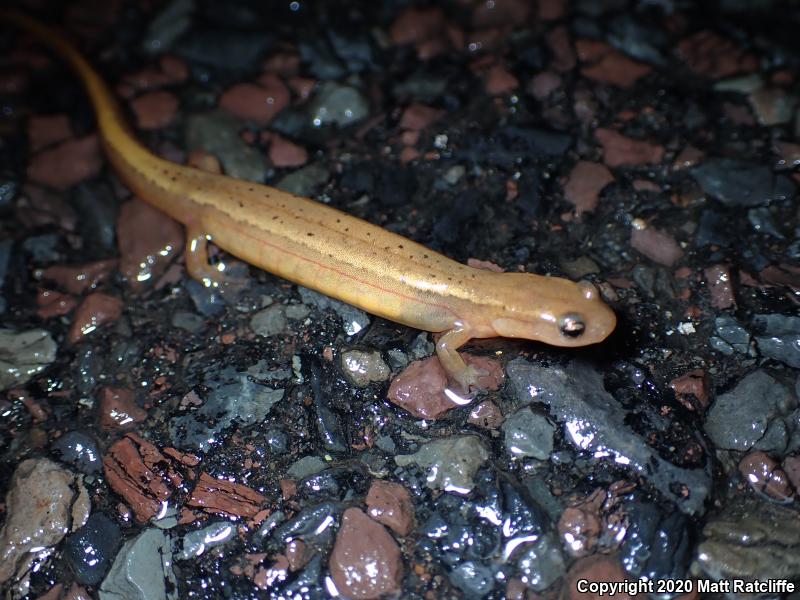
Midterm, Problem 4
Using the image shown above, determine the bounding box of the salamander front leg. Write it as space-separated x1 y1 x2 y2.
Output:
436 323 489 393
185 229 231 287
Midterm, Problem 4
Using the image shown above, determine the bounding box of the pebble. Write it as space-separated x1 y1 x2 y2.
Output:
175 521 234 560
184 279 226 317
748 87 797 126
173 26 273 72
468 400 504 429
116 198 183 289
515 534 566 591
28 114 72 152
42 259 117 295
562 554 638 600
63 513 121 585
620 501 691 581
185 111 266 182
0 459 90 590
710 315 750 355
692 496 800 583
27 135 103 191
340 349 391 387
502 407 555 460
286 455 327 480
17 185 77 231
267 134 308 168
68 293 124 344
630 225 683 267
276 163 331 197
365 480 415 537
169 364 284 451
97 386 148 430
52 430 103 474
576 39 651 88
484 64 519 95
250 304 288 337
595 128 664 167
387 355 501 419
99 528 178 600
677 30 757 79
0 328 57 390
546 26 576 72
691 157 794 207
170 310 205 333
219 76 290 125
449 560 495 597
527 70 562 100
307 81 369 128
752 313 800 368
389 6 445 46
395 435 489 494
703 264 735 309
141 0 193 55
738 450 794 501
748 207 784 238
130 91 179 130
507 359 710 514
399 103 444 131
669 369 710 412
563 160 614 214
704 369 795 453
329 508 403 600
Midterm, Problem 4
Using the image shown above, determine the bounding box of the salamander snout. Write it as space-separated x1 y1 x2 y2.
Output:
558 313 585 338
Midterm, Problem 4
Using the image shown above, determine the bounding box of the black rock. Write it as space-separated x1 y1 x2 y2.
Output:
63 513 121 585
52 431 103 474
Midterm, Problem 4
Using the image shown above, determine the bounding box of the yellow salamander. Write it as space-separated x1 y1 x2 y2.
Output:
2 10 616 391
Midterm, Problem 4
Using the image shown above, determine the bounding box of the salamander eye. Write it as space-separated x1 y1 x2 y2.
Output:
559 313 585 338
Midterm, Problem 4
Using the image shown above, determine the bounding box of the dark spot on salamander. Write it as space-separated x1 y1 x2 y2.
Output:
398 244 404 249
423 253 429 259
307 232 314 236
248 187 254 191
272 215 279 220
238 201 244 208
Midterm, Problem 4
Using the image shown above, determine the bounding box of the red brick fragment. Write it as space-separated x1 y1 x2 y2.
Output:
187 472 266 518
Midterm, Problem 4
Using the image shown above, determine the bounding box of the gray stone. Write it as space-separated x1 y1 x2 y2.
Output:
515 535 566 592
705 370 796 453
298 286 369 336
506 359 710 514
502 408 555 460
0 328 57 391
276 163 331 197
753 314 800 368
186 111 265 182
100 528 177 600
286 455 327 480
176 521 234 560
340 349 390 387
691 158 794 207
306 81 369 128
250 305 288 337
395 436 489 495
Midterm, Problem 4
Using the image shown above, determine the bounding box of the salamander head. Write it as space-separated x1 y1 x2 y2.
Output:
491 276 616 347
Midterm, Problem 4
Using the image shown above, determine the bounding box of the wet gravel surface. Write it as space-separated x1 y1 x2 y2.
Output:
1 0 800 598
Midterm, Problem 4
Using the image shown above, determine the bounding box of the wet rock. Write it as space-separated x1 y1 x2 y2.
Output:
395 435 488 494
117 198 183 289
365 480 415 537
563 554 638 600
515 534 565 591
37 288 78 319
307 81 369 128
621 501 691 582
502 407 555 460
184 279 225 317
340 349 390 388
265 428 290 455
176 521 234 560
0 328 57 390
186 472 265 519
507 359 710 514
329 508 403 600
130 91 179 131
753 313 800 368
64 513 121 585
709 315 750 355
576 39 651 88
738 450 794 501
669 369 710 412
219 75 289 125
468 400 504 429
42 260 117 295
690 157 794 207
563 160 614 214
98 386 147 430
27 135 102 191
449 560 494 597
596 128 664 167
186 110 266 182
704 264 735 309
298 287 369 335
275 162 330 197
99 528 178 600
68 293 124 344
692 496 800 583
0 459 90 590
250 304 288 337
748 206 784 238
103 434 176 523
170 363 284 451
677 30 757 79
28 114 72 151
52 430 103 474
630 224 683 267
748 87 797 126
705 370 795 453
387 355 461 419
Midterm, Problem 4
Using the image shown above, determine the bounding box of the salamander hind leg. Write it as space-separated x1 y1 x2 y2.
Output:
435 324 489 393
185 228 235 287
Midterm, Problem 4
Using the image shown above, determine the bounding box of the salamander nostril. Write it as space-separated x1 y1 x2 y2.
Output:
559 313 585 338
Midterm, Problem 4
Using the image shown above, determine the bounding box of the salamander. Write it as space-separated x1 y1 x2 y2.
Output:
1 9 616 391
